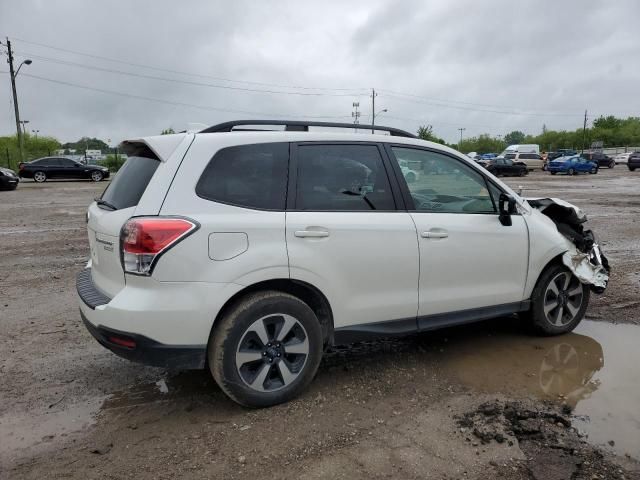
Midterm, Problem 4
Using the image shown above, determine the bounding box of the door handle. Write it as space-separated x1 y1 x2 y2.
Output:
421 230 448 239
294 230 330 238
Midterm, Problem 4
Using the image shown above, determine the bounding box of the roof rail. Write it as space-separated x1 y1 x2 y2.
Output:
199 120 416 138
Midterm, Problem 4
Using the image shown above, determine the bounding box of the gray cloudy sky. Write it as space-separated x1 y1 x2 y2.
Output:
1 0 638 144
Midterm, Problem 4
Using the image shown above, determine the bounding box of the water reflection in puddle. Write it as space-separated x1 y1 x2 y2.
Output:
438 320 640 459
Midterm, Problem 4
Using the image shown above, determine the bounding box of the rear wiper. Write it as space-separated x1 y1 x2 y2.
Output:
95 198 118 211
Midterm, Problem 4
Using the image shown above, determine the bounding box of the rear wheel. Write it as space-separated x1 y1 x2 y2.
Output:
630 167 636 172
608 161 615 169
33 171 47 183
568 168 575 175
550 171 557 175
589 166 598 174
209 291 323 407
525 264 589 336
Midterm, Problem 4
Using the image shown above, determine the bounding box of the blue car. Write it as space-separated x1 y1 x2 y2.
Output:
547 155 598 175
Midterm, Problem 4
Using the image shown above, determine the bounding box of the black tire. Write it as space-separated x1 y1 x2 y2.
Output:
518 169 526 177
33 171 47 183
589 166 597 174
550 172 557 175
524 263 590 336
568 168 575 176
90 170 104 182
208 291 323 408
608 161 614 169
629 167 636 172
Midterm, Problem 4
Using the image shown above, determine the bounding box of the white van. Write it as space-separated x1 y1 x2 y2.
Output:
500 144 540 157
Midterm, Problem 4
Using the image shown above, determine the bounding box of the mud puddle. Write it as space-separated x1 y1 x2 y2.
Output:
438 319 640 459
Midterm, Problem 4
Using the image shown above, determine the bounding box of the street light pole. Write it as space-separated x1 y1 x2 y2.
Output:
458 127 466 146
2 38 32 166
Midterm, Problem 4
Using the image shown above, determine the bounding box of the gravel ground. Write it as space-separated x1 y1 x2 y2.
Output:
1 169 639 479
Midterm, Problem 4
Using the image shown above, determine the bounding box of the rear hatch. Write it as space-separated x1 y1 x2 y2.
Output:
87 150 161 298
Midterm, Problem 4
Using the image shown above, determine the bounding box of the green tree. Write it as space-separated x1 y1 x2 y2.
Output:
417 125 446 144
161 128 176 135
61 137 110 153
503 130 526 145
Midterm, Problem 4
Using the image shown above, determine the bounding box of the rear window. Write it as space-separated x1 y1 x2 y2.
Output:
196 143 288 210
505 154 516 159
100 156 159 210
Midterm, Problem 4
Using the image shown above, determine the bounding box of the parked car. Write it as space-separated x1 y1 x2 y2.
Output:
485 157 528 177
18 157 110 182
580 152 614 169
547 156 598 175
614 152 631 164
505 152 544 171
77 120 609 407
499 144 540 157
0 167 19 190
628 152 640 171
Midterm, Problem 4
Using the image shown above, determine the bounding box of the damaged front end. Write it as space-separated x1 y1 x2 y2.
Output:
527 198 610 293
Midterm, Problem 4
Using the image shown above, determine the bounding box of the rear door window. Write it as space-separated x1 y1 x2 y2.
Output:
294 144 395 211
196 143 289 210
100 155 160 210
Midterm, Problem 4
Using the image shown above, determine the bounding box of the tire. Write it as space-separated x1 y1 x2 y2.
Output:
208 291 323 408
550 171 557 175
518 169 526 177
33 171 47 183
525 264 590 336
630 167 636 172
90 170 104 182
589 166 597 174
568 168 575 175
608 162 614 169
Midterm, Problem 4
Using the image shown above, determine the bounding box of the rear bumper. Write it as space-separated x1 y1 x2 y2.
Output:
80 310 206 369
77 268 209 369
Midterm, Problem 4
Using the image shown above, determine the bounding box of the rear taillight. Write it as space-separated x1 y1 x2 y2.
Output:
120 217 198 275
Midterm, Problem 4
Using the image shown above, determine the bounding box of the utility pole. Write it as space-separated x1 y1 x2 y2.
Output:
5 38 24 164
458 127 466 146
352 102 361 132
581 110 588 154
371 88 377 134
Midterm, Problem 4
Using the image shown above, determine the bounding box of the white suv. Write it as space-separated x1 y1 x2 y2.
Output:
78 120 609 407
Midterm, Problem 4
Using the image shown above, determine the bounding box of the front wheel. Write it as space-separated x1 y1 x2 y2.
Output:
208 291 323 407
608 162 615 169
568 168 575 175
550 171 557 175
525 264 589 336
589 166 598 174
90 170 104 182
630 167 636 172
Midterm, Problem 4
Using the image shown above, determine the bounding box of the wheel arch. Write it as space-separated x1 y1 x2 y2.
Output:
209 278 335 350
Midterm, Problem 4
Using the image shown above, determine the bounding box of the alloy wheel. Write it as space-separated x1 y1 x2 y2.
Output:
235 314 309 392
91 171 103 182
543 272 584 327
34 171 46 182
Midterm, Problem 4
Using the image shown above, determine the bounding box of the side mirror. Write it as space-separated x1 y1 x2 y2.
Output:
498 193 516 226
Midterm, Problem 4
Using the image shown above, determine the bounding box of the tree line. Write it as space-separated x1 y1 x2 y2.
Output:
2 117 639 170
417 115 640 154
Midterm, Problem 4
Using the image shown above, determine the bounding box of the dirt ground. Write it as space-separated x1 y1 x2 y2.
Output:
1 169 639 480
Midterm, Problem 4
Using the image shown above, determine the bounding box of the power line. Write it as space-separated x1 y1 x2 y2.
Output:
11 37 367 93
13 52 365 97
1 71 353 119
378 91 584 117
